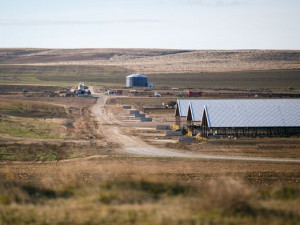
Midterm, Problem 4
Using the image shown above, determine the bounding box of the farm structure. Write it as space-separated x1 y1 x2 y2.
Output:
126 74 148 87
175 99 300 137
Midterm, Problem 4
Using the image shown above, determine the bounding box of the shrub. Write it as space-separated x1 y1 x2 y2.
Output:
274 186 299 200
202 177 256 216
0 195 11 205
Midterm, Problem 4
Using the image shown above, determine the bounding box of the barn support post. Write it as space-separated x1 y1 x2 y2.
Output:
175 116 181 126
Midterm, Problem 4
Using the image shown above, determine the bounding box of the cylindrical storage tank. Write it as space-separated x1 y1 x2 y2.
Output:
126 74 147 87
126 76 133 87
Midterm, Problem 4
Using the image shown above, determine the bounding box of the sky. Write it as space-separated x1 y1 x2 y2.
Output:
0 0 299 49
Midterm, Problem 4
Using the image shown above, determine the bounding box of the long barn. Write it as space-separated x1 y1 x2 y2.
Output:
176 99 300 137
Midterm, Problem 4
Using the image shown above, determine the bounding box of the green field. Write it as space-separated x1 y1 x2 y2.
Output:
0 100 68 118
0 100 68 140
0 65 299 91
0 116 65 139
149 70 300 90
0 65 130 87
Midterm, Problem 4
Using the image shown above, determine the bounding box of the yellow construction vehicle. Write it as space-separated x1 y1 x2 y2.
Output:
172 124 180 130
196 136 207 141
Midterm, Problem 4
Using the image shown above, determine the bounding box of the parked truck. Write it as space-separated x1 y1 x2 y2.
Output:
186 91 203 97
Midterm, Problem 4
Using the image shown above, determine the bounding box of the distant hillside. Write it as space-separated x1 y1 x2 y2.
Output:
0 48 299 73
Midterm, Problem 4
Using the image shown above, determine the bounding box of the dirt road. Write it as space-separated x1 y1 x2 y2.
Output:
91 91 300 163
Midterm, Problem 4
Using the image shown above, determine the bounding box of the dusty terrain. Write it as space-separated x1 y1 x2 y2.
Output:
1 48 300 73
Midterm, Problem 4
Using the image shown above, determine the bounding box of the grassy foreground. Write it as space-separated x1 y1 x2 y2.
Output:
0 156 299 225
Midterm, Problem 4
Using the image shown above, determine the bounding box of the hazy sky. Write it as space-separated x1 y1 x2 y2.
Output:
0 0 299 49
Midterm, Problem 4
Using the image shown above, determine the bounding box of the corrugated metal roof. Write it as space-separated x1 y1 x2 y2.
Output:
176 99 201 117
176 99 189 117
126 74 147 78
189 100 213 122
181 99 300 127
176 99 212 118
205 99 300 128
178 99 300 127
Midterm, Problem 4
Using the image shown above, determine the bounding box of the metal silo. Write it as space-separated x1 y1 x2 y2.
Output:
126 74 147 87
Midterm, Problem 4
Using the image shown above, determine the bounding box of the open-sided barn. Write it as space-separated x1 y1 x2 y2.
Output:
175 99 219 125
176 99 206 118
175 99 211 124
175 99 300 137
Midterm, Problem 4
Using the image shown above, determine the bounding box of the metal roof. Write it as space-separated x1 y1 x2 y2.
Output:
189 100 214 122
183 99 300 127
176 99 212 118
126 74 147 78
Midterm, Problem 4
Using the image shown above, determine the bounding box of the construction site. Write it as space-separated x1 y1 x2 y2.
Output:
1 77 299 157
88 86 300 148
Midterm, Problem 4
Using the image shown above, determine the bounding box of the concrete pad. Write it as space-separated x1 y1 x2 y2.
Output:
166 131 183 136
135 113 146 118
179 137 195 144
156 125 171 130
130 110 139 114
141 117 152 122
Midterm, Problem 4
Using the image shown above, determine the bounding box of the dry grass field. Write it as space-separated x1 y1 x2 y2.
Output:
1 48 300 73
0 156 299 225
